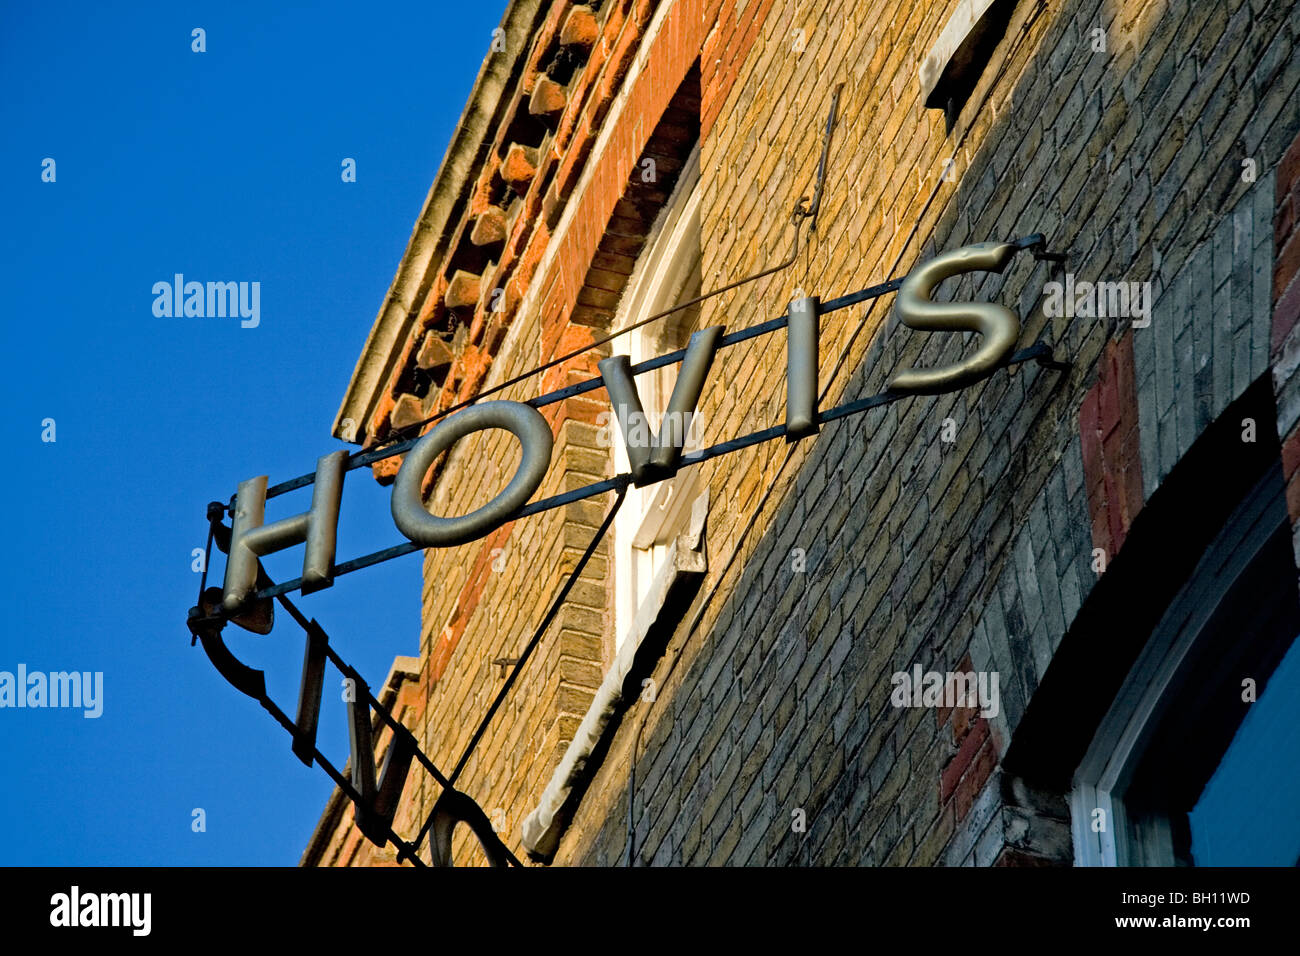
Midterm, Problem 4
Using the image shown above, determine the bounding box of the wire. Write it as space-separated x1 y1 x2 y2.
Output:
365 86 847 460
368 219 807 459
448 484 627 786
249 90 846 510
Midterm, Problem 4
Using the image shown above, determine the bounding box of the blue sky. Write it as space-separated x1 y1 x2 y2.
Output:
0 0 505 865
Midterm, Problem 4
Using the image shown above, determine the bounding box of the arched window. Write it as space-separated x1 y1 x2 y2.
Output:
1002 376 1300 867
1069 455 1300 866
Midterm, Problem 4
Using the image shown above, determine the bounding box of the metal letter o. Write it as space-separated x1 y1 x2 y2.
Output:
391 401 553 548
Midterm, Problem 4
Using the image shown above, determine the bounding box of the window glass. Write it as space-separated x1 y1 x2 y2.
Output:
1187 634 1300 866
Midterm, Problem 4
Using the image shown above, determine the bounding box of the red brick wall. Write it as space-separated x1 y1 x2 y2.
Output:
1274 131 1300 522
539 0 777 358
1080 334 1144 562
937 654 999 826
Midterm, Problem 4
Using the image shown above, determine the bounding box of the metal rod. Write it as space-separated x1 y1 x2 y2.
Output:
197 555 526 866
403 490 625 861
251 669 428 866
246 340 1065 602
255 99 863 506
354 86 849 472
793 83 842 231
259 270 917 502
275 591 453 789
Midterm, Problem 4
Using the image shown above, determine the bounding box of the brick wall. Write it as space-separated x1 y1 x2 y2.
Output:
548 0 1300 866
312 0 1300 866
314 0 779 865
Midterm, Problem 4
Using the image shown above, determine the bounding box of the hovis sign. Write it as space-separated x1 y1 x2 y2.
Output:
216 237 1059 619
189 232 1066 866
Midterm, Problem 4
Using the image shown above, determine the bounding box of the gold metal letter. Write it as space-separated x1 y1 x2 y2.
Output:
888 241 1020 395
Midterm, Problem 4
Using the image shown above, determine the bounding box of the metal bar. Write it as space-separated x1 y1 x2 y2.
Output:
404 490 625 862
320 640 452 789
253 541 422 601
256 265 934 503
273 590 455 788
348 86 851 477
247 342 1064 602
310 745 425 866
253 674 427 866
347 219 806 478
196 514 215 604
793 83 842 230
196 588 448 865
274 591 312 630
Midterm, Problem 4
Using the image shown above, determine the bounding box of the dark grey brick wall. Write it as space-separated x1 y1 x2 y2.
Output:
554 0 1300 867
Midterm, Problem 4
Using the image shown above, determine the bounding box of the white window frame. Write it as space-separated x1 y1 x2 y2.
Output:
607 144 704 652
519 151 710 857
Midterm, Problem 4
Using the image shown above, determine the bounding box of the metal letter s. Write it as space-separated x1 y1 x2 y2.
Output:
888 241 1020 395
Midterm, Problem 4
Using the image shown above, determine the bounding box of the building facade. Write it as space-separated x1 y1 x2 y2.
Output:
302 0 1300 866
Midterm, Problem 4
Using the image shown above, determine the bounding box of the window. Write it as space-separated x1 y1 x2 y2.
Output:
1069 467 1300 866
919 0 1019 127
607 144 705 652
